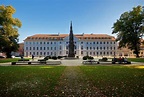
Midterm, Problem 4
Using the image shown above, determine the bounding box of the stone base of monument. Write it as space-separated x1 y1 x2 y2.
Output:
65 57 79 60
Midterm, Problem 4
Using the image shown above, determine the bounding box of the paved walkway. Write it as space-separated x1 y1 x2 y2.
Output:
61 59 83 66
0 58 144 66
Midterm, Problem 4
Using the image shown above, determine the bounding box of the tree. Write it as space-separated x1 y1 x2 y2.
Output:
112 5 144 57
0 5 22 58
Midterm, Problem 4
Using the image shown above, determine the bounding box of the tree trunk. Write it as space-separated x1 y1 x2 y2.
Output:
136 53 139 58
6 52 12 58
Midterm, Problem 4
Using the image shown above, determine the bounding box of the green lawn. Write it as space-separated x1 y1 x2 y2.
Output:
0 65 144 96
0 58 31 63
0 66 65 97
0 58 19 63
80 65 144 96
128 58 144 62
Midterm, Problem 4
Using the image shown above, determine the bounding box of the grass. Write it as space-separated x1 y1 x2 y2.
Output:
80 65 144 96
0 58 31 63
128 58 144 62
0 58 19 63
0 63 144 96
0 66 65 97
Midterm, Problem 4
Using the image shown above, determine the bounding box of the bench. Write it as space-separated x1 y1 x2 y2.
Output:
82 60 100 64
11 61 62 65
112 58 131 64
46 61 62 65
11 61 31 65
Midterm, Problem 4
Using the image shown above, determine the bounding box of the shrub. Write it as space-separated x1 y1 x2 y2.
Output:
83 56 88 60
63 56 67 58
88 56 94 60
52 56 57 60
83 56 93 60
102 57 108 61
44 56 49 60
58 56 63 59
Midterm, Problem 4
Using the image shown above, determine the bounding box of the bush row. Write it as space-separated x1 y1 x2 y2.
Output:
44 56 67 60
99 57 108 61
83 56 94 60
83 56 108 61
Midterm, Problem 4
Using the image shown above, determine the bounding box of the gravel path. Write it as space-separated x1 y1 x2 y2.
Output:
52 66 106 97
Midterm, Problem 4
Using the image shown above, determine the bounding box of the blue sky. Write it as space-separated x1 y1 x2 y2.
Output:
0 0 143 43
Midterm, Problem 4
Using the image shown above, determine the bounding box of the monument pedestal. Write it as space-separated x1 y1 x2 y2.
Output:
65 57 78 60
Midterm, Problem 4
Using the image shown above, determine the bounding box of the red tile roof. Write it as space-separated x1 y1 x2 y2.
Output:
24 34 115 41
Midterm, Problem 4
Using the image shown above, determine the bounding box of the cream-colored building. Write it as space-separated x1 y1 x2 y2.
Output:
24 33 117 57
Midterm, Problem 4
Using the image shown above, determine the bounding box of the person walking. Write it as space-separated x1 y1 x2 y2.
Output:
32 54 34 60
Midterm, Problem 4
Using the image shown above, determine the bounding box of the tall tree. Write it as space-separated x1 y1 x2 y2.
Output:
112 5 144 57
0 5 22 58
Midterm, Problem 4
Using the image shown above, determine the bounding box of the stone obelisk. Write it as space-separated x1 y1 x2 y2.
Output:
68 21 75 57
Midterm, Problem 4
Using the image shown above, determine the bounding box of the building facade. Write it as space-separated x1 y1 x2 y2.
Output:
24 33 117 57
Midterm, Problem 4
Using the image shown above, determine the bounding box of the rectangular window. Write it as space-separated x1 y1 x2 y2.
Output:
26 47 28 50
66 46 68 49
81 51 83 54
81 46 83 50
103 52 105 55
87 47 88 50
